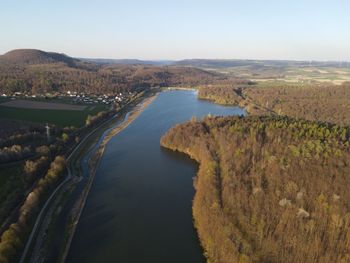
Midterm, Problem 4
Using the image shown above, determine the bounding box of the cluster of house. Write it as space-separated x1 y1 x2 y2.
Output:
1 92 24 99
1 91 135 105
66 91 128 105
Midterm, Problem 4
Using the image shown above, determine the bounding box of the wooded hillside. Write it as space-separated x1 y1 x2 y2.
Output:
161 115 350 263
0 49 231 95
198 82 350 125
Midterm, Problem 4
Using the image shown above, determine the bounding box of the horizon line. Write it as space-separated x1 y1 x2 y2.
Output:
1 48 350 63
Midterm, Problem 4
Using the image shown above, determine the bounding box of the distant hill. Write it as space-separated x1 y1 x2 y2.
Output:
173 59 342 68
174 59 255 68
2 50 342 69
80 58 346 69
0 49 79 67
80 58 173 66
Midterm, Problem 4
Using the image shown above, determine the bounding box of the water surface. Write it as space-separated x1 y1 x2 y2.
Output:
67 90 245 263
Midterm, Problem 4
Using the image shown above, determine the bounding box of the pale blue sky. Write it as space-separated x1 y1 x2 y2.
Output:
1 0 349 60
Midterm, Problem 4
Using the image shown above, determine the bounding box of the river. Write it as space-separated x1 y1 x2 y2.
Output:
67 90 245 263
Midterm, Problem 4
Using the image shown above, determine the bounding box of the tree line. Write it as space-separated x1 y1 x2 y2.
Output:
0 145 32 164
198 82 350 126
0 156 66 263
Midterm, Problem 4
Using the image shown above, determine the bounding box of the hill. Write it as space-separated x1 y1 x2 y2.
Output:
0 49 79 67
80 58 172 66
173 59 344 69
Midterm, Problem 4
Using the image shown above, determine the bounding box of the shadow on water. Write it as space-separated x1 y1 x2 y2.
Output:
159 146 200 179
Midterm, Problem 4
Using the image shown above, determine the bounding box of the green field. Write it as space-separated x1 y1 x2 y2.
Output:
0 104 108 127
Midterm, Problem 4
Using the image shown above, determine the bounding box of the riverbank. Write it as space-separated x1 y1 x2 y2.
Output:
60 92 159 262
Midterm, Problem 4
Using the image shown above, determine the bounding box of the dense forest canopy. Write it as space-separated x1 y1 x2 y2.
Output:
161 115 350 263
198 84 248 105
244 83 350 125
198 82 350 126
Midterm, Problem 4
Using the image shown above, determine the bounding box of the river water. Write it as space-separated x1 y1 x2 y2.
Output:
67 90 245 263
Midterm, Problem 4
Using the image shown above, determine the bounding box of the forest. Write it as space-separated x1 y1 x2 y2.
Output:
198 82 350 125
161 115 350 263
198 83 250 105
0 156 66 263
0 49 232 95
0 63 229 95
244 82 350 125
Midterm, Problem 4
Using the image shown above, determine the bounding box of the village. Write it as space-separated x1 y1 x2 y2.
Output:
0 90 138 107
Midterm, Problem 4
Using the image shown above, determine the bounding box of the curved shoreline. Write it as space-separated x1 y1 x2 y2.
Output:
60 93 159 262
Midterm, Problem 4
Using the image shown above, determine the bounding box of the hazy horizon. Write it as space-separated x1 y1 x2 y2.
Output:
1 0 349 61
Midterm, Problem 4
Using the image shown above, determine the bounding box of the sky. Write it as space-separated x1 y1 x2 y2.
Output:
0 0 349 61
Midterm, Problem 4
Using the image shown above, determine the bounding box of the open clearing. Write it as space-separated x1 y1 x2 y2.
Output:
0 99 86 111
